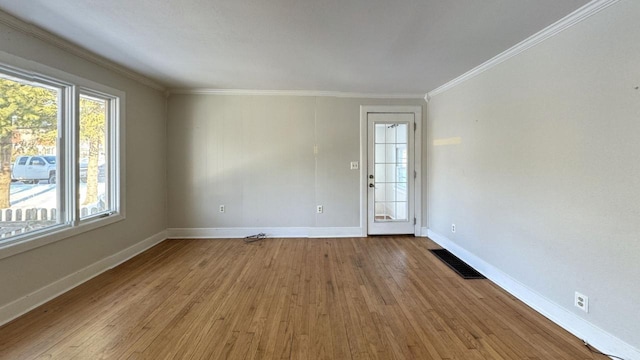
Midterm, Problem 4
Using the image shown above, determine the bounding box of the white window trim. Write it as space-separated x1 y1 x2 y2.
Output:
0 52 126 261
77 88 123 222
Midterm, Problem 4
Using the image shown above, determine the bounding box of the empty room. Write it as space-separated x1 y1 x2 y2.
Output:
0 0 638 359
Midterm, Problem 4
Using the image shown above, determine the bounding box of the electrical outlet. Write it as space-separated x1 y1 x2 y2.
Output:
316 205 323 214
219 205 225 213
350 161 359 170
575 292 589 313
451 224 456 233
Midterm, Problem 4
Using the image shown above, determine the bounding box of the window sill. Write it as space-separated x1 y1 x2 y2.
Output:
0 213 125 260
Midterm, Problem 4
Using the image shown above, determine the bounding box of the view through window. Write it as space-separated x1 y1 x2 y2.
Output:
79 94 109 219
0 76 60 239
0 66 121 246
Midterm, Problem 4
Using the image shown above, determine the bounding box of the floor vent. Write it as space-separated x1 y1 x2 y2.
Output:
429 249 486 279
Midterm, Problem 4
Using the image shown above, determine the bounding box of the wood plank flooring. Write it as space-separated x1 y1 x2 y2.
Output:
0 237 607 359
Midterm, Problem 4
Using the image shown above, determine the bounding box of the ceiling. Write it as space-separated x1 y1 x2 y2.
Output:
0 0 590 94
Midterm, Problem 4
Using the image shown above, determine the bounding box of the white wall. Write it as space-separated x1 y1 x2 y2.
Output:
0 17 167 314
167 95 425 234
427 0 640 353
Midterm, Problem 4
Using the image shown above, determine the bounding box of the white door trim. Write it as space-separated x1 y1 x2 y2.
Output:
360 105 422 236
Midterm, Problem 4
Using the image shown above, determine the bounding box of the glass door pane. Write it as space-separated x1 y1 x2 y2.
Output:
373 123 408 222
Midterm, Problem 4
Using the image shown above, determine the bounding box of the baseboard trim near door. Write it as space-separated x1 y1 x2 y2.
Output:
426 228 640 360
167 227 364 239
0 230 167 327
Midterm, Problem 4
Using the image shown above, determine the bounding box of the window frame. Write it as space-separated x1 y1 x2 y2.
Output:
77 88 121 222
0 58 126 261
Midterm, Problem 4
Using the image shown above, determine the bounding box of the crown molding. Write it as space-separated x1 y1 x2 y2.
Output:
426 0 621 99
168 88 426 99
0 10 166 92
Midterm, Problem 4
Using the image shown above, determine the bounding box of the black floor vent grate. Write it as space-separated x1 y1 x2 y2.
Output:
429 249 486 279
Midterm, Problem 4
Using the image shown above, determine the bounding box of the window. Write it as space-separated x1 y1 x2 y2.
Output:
0 63 123 252
0 75 62 238
30 157 44 166
79 92 114 219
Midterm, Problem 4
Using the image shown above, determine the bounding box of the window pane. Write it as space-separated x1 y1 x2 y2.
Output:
385 164 395 183
374 124 386 143
374 202 385 217
396 124 407 144
385 125 396 143
385 183 396 202
396 202 408 221
374 163 385 183
385 144 397 163
79 94 109 219
0 76 60 240
374 144 385 164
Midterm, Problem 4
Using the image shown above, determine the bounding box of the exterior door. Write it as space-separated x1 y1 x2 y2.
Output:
367 113 415 234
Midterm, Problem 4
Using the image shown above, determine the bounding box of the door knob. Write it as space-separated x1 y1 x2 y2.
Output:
369 183 375 188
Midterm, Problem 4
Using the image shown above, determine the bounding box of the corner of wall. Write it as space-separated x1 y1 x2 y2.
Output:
426 229 640 360
0 230 167 327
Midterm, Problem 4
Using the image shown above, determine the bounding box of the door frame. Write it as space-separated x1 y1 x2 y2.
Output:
359 105 422 236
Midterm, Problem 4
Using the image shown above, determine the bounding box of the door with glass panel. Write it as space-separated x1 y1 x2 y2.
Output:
367 113 415 234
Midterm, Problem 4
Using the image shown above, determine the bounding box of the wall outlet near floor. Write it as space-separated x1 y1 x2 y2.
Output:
575 292 589 313
451 223 456 233
350 161 359 170
316 205 323 214
219 205 225 213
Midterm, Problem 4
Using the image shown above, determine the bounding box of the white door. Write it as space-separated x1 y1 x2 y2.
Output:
367 113 415 234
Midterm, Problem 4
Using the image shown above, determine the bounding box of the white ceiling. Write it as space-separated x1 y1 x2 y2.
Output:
0 0 590 94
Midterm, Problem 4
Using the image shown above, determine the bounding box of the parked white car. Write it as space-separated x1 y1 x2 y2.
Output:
11 155 57 184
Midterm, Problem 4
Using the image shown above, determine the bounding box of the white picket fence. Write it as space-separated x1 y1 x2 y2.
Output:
0 207 57 222
0 203 106 239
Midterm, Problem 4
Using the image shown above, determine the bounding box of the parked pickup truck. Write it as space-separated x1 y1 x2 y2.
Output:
11 155 57 184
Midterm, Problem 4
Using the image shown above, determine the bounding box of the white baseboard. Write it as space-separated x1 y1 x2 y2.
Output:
307 227 362 238
0 230 167 327
426 229 640 360
167 227 363 239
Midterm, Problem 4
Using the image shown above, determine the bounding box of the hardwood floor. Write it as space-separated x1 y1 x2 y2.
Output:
0 237 606 359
